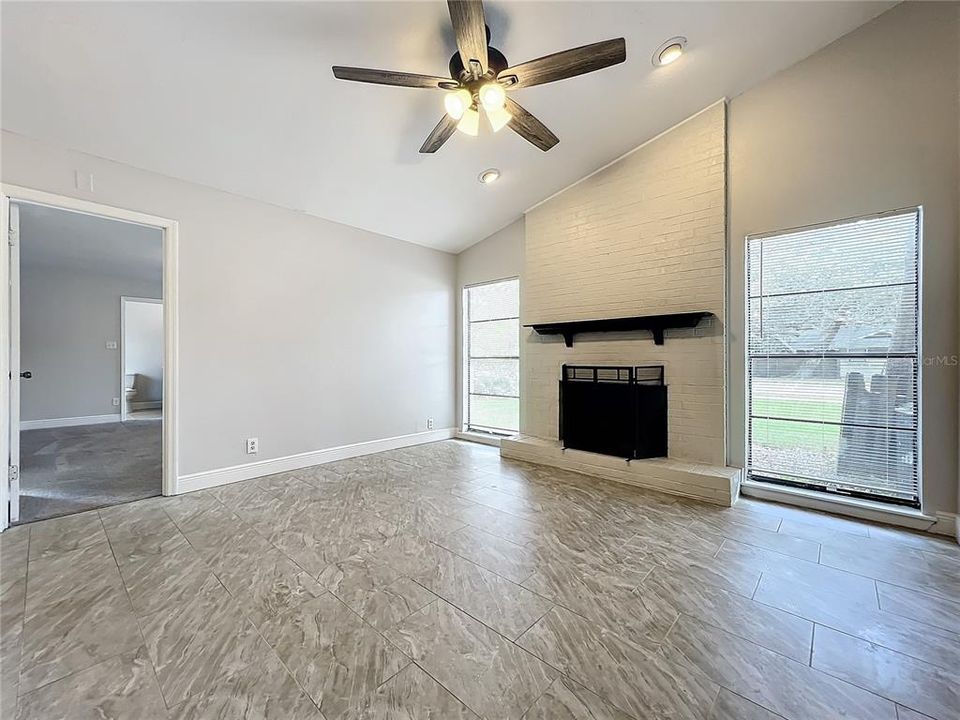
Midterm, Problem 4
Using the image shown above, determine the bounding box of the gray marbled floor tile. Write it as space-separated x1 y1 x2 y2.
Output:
100 500 189 566
661 615 897 720
386 599 556 720
624 515 725 558
169 646 321 719
708 688 786 720
393 504 468 543
523 560 674 645
754 571 960 671
341 663 480 720
27 511 106 561
523 675 634 720
231 561 326 629
458 486 544 518
19 580 142 694
199 525 277 582
718 540 876 598
171 500 248 555
812 625 960 720
140 573 266 707
748 502 872 537
687 503 784 533
688 519 820 562
436 524 540 583
897 706 936 720
0 525 29 578
866 525 960 559
117 538 213 617
645 547 761 598
14 646 166 720
259 592 409 719
351 576 437 632
411 545 552 640
820 540 960 600
775 518 868 547
320 554 436 631
1 574 25 720
24 541 124 619
642 569 813 663
877 582 960 635
518 605 718 720
455 503 543 544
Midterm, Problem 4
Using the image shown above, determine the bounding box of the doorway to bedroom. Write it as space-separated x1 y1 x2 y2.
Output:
11 202 164 523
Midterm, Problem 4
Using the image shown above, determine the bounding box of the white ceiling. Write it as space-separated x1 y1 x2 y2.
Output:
1 2 892 253
18 203 162 282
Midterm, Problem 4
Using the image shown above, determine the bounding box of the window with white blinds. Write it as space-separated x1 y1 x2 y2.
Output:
464 278 520 435
746 209 921 507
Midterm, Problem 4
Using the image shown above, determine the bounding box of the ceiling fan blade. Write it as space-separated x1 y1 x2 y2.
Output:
504 97 558 152
447 0 488 77
498 38 626 90
420 115 459 153
332 66 455 89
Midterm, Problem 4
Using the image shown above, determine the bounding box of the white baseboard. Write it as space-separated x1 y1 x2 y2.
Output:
20 414 121 431
177 427 456 494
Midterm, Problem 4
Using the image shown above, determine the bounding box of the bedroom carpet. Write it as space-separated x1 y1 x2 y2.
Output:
17 420 161 524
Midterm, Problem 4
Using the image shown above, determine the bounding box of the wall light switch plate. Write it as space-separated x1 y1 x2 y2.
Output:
106 341 118 350
246 437 259 455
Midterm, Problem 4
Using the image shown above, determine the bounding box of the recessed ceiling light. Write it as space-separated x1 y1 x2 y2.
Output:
478 168 501 185
653 36 687 67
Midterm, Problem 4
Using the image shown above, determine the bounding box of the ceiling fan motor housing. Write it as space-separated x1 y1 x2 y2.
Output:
448 41 508 82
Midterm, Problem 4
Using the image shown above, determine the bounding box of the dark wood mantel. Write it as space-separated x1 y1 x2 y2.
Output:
525 311 712 347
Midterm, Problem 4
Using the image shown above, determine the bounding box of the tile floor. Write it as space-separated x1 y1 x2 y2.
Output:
1 439 958 719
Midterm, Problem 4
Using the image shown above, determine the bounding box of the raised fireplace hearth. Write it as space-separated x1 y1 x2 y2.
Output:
560 365 667 460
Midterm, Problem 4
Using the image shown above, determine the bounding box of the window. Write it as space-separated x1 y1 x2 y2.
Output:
464 278 520 435
746 209 920 507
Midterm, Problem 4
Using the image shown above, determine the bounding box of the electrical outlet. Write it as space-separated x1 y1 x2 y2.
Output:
246 437 259 455
106 341 117 350
427 417 435 430
112 397 120 407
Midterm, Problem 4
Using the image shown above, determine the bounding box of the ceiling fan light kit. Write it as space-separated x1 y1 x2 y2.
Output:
332 0 626 153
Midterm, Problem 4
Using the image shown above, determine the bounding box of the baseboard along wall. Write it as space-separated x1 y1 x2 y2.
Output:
177 427 456 493
20 414 122 431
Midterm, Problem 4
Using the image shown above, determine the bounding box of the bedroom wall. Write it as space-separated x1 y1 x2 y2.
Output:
2 130 457 480
20 264 162 423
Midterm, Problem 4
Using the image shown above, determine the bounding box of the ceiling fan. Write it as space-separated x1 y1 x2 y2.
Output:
332 0 626 153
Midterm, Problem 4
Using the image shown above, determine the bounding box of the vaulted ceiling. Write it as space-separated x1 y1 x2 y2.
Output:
1 2 893 252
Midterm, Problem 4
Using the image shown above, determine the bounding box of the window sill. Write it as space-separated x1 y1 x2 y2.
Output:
740 479 939 532
456 430 510 448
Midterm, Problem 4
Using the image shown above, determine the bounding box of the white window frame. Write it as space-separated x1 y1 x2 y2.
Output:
462 276 520 437
744 207 922 510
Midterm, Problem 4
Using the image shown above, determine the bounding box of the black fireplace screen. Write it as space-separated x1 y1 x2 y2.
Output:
559 365 667 460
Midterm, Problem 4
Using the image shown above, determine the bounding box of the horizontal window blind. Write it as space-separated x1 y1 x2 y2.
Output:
465 278 520 434
747 209 920 507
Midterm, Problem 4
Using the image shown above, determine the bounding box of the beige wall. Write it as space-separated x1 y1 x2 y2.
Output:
3 131 457 477
522 103 727 465
728 1 960 518
455 218 525 430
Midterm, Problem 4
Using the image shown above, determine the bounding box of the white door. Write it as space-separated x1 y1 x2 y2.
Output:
7 202 20 524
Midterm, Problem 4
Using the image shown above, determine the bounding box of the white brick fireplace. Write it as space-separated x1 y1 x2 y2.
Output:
502 100 741 505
